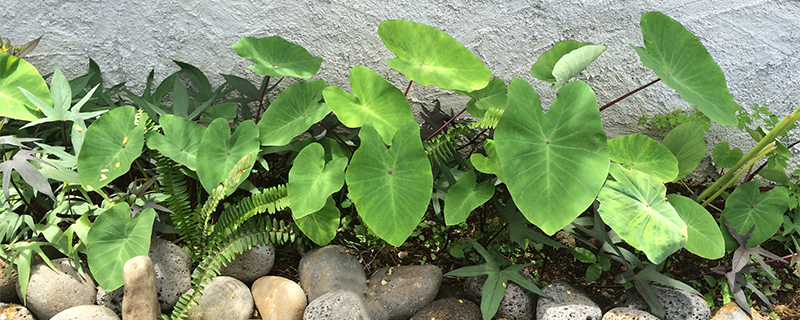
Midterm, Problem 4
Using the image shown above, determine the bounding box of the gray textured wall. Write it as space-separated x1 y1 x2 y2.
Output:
3 0 799 179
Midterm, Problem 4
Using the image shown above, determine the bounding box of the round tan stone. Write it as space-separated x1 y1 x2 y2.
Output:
251 276 307 320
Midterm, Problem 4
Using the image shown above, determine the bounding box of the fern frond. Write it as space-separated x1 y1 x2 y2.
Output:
472 107 504 129
213 184 289 237
424 125 472 164
198 152 254 238
162 217 297 320
154 152 202 250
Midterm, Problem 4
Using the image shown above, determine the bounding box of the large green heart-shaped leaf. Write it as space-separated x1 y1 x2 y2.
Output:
667 194 724 259
86 202 155 291
470 139 505 181
345 123 432 246
721 181 788 248
662 121 706 180
495 79 608 235
551 45 606 89
288 143 347 219
597 164 687 264
146 114 206 170
530 40 593 82
295 196 340 246
196 119 259 195
608 133 679 182
0 53 50 121
323 66 416 144
378 20 492 92
232 36 323 78
258 79 329 146
77 106 147 191
464 77 507 117
444 170 494 226
712 142 742 168
632 12 739 126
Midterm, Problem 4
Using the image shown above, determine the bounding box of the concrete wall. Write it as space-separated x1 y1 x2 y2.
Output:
3 0 799 179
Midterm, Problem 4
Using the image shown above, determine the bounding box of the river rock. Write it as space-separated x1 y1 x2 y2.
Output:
17 258 96 320
465 271 539 320
251 276 306 320
617 285 710 320
219 243 275 284
50 305 119 320
710 302 762 320
364 265 442 320
303 290 370 320
0 259 19 303
149 237 192 312
0 302 34 320
186 276 253 320
96 287 123 315
537 282 602 320
298 245 366 302
123 256 160 320
409 297 482 320
603 307 659 320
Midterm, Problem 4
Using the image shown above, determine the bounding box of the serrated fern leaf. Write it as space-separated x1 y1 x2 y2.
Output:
198 152 254 238
162 217 296 320
472 107 503 129
213 184 289 237
154 153 201 250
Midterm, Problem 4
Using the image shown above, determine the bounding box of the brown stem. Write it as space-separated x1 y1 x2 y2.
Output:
599 78 660 112
404 80 413 97
744 139 800 182
456 128 489 152
255 76 271 123
318 122 354 153
424 108 468 142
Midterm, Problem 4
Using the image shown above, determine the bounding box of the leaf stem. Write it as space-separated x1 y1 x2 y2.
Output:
404 80 413 97
318 121 354 153
701 142 775 207
255 76 271 123
599 78 660 112
424 107 468 142
744 139 800 183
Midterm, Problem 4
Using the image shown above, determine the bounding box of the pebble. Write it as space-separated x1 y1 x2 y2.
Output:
123 256 160 320
298 245 367 302
710 302 763 320
617 285 710 320
186 276 253 320
603 307 659 320
50 305 119 320
464 271 539 320
96 287 123 315
17 258 96 320
149 237 192 312
364 265 442 320
537 282 602 320
219 243 275 285
409 297 482 320
303 290 370 320
251 276 306 320
0 302 34 320
0 259 19 303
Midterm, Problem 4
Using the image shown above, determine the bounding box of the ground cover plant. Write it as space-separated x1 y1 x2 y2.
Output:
1 11 799 319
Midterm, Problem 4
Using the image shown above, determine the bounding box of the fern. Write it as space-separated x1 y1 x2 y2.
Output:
472 107 503 129
197 152 254 242
213 184 289 237
161 217 297 320
423 106 504 164
154 153 202 250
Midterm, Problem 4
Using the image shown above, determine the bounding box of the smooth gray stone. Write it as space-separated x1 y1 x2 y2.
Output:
186 276 253 320
303 290 370 320
409 297 482 320
537 282 602 320
603 307 659 320
219 243 275 285
617 285 710 320
149 237 192 313
0 302 34 320
465 271 539 320
364 265 442 320
298 245 366 303
17 258 96 320
50 305 120 320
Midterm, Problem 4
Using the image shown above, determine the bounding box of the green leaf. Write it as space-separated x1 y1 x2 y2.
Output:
551 45 607 89
495 78 608 235
632 12 739 126
0 53 49 121
86 203 155 291
662 121 706 180
444 170 494 226
469 139 504 181
530 40 593 82
202 102 238 121
465 77 507 117
196 118 259 195
597 164 687 264
345 123 432 246
294 196 340 246
586 264 603 284
288 143 347 219
758 157 789 185
712 142 743 168
721 181 788 248
258 79 329 146
232 36 323 78
77 106 146 191
146 114 206 171
667 194 724 259
608 133 679 182
323 66 416 144
570 247 597 263
378 20 492 92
